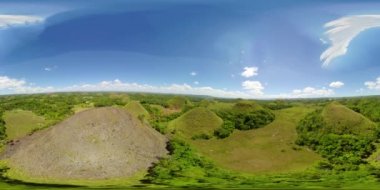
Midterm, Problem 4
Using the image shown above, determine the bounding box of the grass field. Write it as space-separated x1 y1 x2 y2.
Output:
3 110 47 140
190 106 322 174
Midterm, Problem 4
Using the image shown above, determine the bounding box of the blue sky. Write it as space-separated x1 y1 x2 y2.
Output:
0 0 380 98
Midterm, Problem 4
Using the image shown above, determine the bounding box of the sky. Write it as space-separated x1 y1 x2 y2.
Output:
0 0 380 99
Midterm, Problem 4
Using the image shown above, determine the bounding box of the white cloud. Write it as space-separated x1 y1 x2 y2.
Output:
289 87 334 98
190 71 197 76
0 15 44 29
0 76 340 99
44 67 52 71
194 81 199 85
329 81 344 88
321 15 380 67
241 67 258 78
0 76 26 89
364 76 380 90
242 80 264 95
62 80 255 98
0 77 252 98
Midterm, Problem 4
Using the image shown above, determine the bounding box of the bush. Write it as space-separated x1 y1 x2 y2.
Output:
234 109 275 130
192 133 212 140
214 120 235 139
0 118 6 140
144 139 235 184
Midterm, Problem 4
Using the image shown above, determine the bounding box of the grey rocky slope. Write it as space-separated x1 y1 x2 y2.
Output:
1 107 167 180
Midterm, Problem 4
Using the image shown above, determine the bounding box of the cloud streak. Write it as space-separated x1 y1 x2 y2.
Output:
321 15 380 67
0 15 44 29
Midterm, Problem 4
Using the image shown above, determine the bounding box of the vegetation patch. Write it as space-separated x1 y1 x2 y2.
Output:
144 139 239 187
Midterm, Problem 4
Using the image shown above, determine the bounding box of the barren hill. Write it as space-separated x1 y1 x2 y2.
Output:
1 107 167 182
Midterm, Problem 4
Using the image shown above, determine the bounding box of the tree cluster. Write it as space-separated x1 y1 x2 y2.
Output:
296 110 379 171
214 109 275 139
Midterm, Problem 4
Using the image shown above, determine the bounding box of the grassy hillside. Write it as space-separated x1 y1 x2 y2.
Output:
207 102 234 112
190 106 321 174
168 107 223 139
321 102 377 136
3 110 47 140
232 100 264 112
167 96 191 110
149 104 181 115
125 101 150 119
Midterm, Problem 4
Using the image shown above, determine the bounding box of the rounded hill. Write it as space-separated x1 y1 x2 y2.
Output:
168 107 222 138
321 102 377 136
125 101 150 118
0 107 167 183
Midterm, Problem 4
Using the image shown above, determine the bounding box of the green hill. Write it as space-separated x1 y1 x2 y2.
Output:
167 96 191 110
168 107 222 139
321 102 377 137
3 110 47 140
232 100 264 112
125 101 150 119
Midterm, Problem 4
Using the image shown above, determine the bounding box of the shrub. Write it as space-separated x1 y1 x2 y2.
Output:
214 120 235 139
192 133 212 140
0 118 6 140
213 108 275 138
